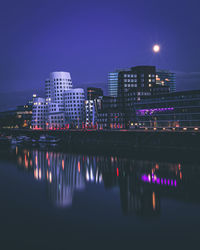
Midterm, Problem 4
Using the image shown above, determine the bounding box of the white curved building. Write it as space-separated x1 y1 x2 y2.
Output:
45 71 72 103
31 97 48 129
32 71 86 130
64 88 85 128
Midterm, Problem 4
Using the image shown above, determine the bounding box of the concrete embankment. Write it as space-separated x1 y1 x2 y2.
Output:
1 129 200 160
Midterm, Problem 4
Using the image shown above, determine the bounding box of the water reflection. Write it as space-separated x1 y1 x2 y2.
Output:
14 146 200 216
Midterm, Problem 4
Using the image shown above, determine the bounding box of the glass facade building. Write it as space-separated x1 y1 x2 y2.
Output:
156 69 176 92
134 90 200 129
108 72 119 97
87 87 103 100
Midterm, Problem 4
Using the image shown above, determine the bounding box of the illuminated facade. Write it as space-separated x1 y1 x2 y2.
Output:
156 69 176 92
31 97 48 129
47 112 67 129
64 88 85 128
45 71 73 103
45 72 73 129
107 66 170 128
96 96 126 129
134 90 200 129
85 100 96 127
87 87 103 100
108 72 120 97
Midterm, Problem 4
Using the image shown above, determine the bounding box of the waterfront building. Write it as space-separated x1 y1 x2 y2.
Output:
31 97 48 129
45 79 51 101
85 100 96 128
45 71 73 129
107 66 171 128
32 71 86 130
133 90 200 129
45 71 72 103
47 112 68 129
108 66 171 100
47 102 65 129
64 88 85 128
0 94 35 129
108 72 119 97
85 87 103 128
108 69 130 97
87 87 103 100
118 66 157 99
97 109 126 129
156 69 176 92
97 96 126 129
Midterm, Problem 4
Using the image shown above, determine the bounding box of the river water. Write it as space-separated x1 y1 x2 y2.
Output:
0 145 200 249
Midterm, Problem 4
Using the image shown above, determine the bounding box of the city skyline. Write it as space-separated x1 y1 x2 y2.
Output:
1 1 200 248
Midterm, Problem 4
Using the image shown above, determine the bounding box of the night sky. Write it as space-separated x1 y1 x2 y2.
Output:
0 0 200 110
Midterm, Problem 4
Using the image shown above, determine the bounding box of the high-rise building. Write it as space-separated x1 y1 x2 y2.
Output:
108 69 130 97
45 71 73 129
108 66 172 99
31 97 48 129
85 87 103 128
117 66 157 99
45 71 73 103
32 71 86 130
64 88 85 128
87 87 103 100
85 100 96 127
156 69 176 92
106 66 170 128
108 72 119 97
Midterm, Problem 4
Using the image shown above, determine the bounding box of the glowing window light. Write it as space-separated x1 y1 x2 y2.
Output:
136 107 174 116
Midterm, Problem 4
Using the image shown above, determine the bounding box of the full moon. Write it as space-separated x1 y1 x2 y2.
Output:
153 44 160 53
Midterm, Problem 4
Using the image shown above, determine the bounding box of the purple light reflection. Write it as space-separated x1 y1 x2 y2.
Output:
141 174 177 187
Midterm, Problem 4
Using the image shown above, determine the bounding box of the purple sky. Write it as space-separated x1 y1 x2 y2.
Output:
0 0 200 110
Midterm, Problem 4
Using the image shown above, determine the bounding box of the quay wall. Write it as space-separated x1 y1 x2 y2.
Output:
1 129 200 158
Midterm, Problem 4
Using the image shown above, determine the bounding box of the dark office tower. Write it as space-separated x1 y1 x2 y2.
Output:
106 66 170 129
117 66 170 128
118 66 157 99
108 68 130 97
87 87 103 100
156 69 176 92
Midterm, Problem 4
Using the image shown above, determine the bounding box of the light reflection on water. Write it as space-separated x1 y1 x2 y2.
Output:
13 146 200 216
1 145 200 248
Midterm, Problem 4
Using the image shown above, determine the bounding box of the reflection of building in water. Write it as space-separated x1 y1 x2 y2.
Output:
16 149 104 207
48 154 86 207
96 157 190 216
14 147 200 216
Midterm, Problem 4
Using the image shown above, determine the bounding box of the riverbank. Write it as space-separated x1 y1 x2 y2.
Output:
1 128 200 161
